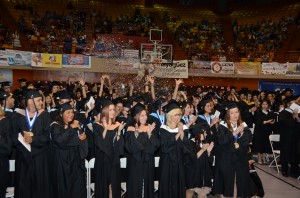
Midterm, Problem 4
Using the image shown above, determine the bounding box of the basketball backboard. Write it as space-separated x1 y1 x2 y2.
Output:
140 43 173 63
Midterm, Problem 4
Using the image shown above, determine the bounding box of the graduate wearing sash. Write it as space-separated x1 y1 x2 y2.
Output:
11 90 52 198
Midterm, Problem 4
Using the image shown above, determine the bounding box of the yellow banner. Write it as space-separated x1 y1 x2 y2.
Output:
42 54 62 68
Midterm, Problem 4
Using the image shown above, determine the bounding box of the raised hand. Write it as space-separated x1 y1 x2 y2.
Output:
79 77 85 86
175 79 184 85
147 122 156 136
147 76 155 84
118 121 126 132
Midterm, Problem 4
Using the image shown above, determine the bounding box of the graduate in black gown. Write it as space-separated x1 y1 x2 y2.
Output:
125 103 159 198
50 103 88 198
0 104 12 198
252 100 275 164
213 103 256 198
278 96 300 177
185 130 214 198
93 99 126 198
11 89 52 198
158 101 192 198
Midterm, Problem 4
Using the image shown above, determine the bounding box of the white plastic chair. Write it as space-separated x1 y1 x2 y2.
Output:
154 157 160 192
269 134 281 173
6 160 15 198
87 158 95 198
120 158 127 196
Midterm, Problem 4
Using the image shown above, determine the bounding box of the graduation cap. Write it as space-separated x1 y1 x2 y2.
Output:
284 88 293 93
179 101 188 108
133 96 145 103
24 89 42 101
0 81 11 88
59 102 73 113
75 88 82 93
123 101 132 109
0 90 11 100
57 91 72 100
239 89 248 96
113 97 124 105
152 97 166 111
225 102 238 110
252 90 260 97
178 85 187 91
99 98 113 111
18 78 27 83
162 100 180 114
49 81 60 91
199 99 212 109
130 102 146 117
284 96 296 104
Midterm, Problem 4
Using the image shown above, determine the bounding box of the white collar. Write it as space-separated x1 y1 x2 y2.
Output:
262 110 268 115
160 124 188 133
4 108 13 112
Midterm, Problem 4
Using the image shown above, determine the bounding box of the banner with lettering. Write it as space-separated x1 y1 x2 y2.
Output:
31 53 43 67
188 60 211 74
0 50 8 66
42 54 62 68
261 62 287 75
259 80 300 95
62 54 91 68
150 60 188 78
234 62 260 75
6 49 31 66
211 61 234 74
286 62 300 76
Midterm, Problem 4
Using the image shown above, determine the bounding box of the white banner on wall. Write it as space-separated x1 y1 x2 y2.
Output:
0 50 8 66
151 60 188 78
261 62 287 75
211 61 234 74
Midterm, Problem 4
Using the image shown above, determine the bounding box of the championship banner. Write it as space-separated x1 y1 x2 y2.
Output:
0 50 8 66
188 60 211 74
6 49 31 66
234 62 260 75
151 60 188 78
42 54 62 68
211 61 234 74
31 53 43 67
261 62 287 75
62 54 91 68
259 80 300 95
286 62 300 76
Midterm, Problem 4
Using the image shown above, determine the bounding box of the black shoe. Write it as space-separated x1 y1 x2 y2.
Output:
282 171 289 177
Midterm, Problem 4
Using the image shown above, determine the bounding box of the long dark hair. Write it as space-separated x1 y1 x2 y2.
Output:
132 110 148 127
195 130 206 152
224 107 243 132
57 109 74 127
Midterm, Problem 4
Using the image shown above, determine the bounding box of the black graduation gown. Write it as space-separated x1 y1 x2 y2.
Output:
213 123 256 197
0 118 12 198
237 100 254 128
147 113 164 137
158 126 192 198
184 138 213 190
252 110 273 153
278 109 299 172
11 111 52 198
93 123 124 198
51 123 87 198
125 130 160 198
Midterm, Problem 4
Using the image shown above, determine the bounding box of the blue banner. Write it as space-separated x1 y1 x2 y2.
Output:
62 54 91 68
259 80 300 95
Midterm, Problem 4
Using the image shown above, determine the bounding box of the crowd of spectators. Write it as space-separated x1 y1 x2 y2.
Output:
232 16 294 61
171 20 225 60
0 18 21 48
93 7 156 37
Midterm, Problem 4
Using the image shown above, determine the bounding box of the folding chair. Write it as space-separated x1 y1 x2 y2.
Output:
120 158 127 197
154 157 160 192
85 159 90 198
269 134 281 173
6 160 15 198
88 158 95 198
